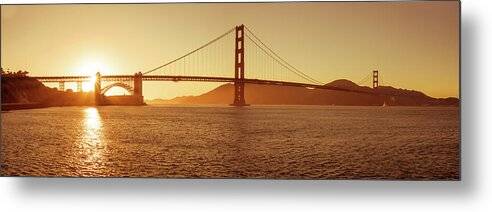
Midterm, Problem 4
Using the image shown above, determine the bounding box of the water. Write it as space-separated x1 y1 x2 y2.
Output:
1 105 459 180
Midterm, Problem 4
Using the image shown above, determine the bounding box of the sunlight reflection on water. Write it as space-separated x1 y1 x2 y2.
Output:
79 107 106 175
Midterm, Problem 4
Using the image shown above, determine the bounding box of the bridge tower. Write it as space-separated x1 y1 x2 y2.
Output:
133 72 144 105
94 72 102 105
231 24 249 106
372 70 379 89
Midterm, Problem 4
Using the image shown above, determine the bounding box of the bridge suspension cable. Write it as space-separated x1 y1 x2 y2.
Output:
357 73 372 86
244 26 323 85
142 25 325 86
143 27 235 75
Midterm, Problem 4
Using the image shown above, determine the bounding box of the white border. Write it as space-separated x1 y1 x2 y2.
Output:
2 0 491 211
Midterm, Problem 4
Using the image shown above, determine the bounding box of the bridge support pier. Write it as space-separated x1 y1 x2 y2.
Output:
94 72 102 105
58 82 65 91
133 72 144 105
231 24 249 106
76 81 83 92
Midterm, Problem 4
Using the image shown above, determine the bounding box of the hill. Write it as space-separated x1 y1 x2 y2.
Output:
148 79 459 106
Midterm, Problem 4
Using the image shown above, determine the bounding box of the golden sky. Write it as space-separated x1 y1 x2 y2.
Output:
1 2 459 99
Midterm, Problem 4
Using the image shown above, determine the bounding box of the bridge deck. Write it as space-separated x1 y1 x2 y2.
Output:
33 75 376 95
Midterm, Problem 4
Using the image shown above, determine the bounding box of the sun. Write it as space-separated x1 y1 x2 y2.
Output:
75 58 111 91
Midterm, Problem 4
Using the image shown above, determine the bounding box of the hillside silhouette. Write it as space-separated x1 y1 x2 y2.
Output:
149 79 459 106
1 74 94 110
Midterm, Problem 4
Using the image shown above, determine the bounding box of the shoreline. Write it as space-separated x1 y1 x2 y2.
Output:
1 102 148 111
1 102 47 111
1 102 459 111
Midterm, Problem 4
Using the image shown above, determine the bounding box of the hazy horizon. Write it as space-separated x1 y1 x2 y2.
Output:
1 2 459 99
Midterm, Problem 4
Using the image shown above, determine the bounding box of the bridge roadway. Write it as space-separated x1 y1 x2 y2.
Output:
33 75 376 95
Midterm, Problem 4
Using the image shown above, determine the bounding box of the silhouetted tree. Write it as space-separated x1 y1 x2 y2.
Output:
1 68 29 77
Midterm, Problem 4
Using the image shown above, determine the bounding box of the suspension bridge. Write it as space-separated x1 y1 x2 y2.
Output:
34 24 380 106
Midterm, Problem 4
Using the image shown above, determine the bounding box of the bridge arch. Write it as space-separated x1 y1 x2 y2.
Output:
101 82 134 96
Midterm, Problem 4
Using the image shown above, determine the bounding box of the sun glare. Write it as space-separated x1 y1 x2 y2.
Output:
81 75 97 91
76 58 111 92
